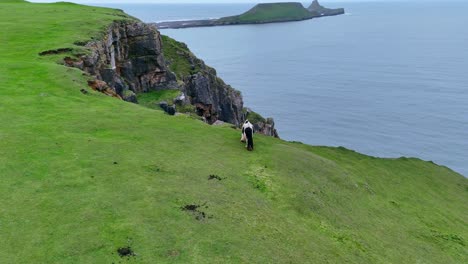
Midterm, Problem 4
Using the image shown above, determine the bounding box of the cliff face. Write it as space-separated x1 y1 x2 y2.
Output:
67 21 276 134
242 108 279 138
162 35 273 130
66 21 177 102
185 72 243 125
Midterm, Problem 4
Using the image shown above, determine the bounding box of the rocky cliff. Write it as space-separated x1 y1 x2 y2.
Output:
65 21 277 136
66 21 178 102
160 35 245 126
308 0 345 16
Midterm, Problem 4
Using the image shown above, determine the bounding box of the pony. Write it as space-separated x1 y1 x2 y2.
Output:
241 120 254 151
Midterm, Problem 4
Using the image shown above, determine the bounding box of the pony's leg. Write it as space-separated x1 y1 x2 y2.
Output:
241 133 246 142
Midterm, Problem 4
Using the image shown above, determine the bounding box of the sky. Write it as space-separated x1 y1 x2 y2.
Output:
28 0 397 3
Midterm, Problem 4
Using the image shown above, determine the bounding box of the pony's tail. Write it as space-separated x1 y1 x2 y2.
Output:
245 127 254 151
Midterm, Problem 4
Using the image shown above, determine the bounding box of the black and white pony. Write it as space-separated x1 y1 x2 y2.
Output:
241 120 254 151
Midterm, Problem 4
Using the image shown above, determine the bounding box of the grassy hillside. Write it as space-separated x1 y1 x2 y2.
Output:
1 1 467 263
219 3 313 24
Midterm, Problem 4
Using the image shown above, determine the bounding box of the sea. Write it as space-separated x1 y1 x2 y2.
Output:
88 1 468 177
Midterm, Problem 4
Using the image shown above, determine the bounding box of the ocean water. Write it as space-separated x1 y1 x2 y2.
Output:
92 1 468 177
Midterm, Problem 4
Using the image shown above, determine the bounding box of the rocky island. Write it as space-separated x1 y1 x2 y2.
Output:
156 0 345 29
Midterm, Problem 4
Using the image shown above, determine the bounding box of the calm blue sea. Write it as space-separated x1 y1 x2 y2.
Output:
91 1 468 177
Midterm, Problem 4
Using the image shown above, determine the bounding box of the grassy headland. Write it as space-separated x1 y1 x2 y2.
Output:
155 1 345 29
0 1 467 263
219 3 314 24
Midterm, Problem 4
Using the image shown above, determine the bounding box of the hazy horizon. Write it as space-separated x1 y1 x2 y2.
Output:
28 0 452 4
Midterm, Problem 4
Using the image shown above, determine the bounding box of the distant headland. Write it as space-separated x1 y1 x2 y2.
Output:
155 0 345 29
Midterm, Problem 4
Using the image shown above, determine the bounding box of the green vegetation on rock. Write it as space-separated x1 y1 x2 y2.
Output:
243 109 266 124
0 1 467 263
161 35 201 79
219 3 313 24
136 90 181 110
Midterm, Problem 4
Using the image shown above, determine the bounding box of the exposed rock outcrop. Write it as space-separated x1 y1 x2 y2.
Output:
308 0 345 16
87 79 122 99
161 35 246 127
184 72 243 126
67 21 178 102
254 118 279 138
244 108 279 138
159 101 176 115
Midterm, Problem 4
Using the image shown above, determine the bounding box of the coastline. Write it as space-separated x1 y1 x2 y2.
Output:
155 1 344 29
155 11 344 29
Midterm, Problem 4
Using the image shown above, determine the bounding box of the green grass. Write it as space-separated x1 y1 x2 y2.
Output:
244 109 266 124
137 90 181 110
161 35 201 79
1 1 467 263
220 3 313 23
